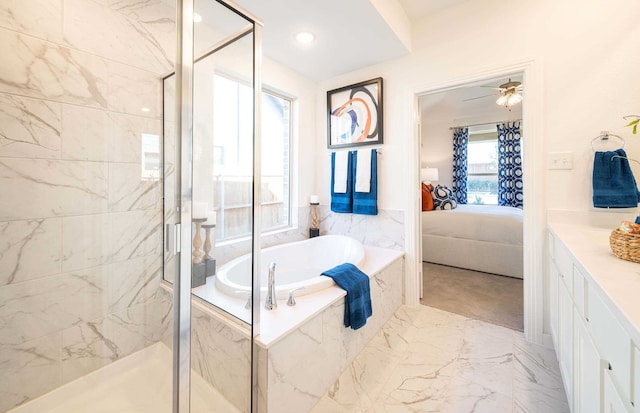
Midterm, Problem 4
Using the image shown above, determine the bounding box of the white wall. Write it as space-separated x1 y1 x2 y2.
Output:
314 0 640 335
317 0 640 213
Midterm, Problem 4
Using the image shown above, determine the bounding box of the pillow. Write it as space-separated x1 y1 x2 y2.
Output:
431 184 458 210
421 183 434 211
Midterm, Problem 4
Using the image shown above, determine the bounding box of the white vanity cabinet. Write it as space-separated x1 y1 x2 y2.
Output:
548 227 637 413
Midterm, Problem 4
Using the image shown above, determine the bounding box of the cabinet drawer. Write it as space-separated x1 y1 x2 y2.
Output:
554 240 573 292
573 264 588 320
590 284 632 402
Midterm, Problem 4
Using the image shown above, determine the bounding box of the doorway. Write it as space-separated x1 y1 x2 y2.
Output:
418 74 524 331
410 61 545 344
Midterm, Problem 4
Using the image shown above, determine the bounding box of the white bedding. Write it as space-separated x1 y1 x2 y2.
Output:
421 204 524 278
422 204 523 245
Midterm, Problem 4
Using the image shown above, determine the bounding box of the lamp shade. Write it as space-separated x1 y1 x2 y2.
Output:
421 167 439 183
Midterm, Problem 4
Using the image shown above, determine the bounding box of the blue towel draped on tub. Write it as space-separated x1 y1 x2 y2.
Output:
331 152 353 213
592 148 640 208
322 263 372 330
352 149 378 215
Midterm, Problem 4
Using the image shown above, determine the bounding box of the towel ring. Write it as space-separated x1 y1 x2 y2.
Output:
591 130 625 151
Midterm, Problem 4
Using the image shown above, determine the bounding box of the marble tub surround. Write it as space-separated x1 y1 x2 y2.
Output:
311 305 569 413
156 286 251 413
258 253 404 413
318 206 404 251
0 0 175 410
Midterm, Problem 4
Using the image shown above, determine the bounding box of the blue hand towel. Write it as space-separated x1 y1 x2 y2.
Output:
331 152 353 213
322 263 372 330
593 149 640 208
352 149 378 215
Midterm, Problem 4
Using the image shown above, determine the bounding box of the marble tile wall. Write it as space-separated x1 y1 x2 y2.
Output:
0 0 175 411
258 257 404 413
213 206 404 268
156 287 252 413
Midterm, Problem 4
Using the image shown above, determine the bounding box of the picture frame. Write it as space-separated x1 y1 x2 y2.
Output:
327 77 383 149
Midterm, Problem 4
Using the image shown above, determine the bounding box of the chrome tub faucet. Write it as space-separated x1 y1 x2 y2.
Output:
265 262 277 310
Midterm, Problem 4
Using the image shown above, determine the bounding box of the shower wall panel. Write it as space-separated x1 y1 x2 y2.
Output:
0 1 175 410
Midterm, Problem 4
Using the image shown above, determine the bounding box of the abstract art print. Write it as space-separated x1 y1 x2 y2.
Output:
327 77 383 148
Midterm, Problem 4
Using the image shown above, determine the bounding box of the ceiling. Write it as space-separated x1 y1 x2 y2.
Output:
228 0 466 81
420 75 524 127
397 0 469 22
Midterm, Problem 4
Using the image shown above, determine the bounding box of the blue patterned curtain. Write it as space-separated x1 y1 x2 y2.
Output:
497 121 523 208
452 127 469 204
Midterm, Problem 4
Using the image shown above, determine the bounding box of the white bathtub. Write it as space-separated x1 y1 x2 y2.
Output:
214 235 366 300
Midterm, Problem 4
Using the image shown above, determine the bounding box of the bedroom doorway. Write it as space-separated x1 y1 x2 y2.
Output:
418 74 525 331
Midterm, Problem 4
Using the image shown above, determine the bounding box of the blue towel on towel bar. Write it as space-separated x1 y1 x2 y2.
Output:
331 152 353 213
322 263 372 330
592 148 640 208
352 149 378 215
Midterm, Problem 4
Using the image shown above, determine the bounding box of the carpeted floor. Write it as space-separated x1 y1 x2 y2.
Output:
420 262 524 331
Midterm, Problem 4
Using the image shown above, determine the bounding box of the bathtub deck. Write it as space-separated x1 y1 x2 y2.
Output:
8 342 239 413
256 246 404 348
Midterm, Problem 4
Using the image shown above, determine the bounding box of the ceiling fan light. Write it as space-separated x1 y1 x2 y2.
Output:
496 94 508 106
507 92 523 106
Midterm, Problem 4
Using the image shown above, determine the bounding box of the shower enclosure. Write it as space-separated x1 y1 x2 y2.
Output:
0 0 262 412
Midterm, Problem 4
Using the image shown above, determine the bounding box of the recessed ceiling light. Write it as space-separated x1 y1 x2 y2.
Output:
193 12 203 23
141 107 151 112
295 32 315 44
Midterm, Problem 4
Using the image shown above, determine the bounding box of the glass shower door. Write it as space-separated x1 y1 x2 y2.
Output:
163 0 262 411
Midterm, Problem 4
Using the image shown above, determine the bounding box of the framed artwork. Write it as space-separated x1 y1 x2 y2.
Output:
327 77 383 149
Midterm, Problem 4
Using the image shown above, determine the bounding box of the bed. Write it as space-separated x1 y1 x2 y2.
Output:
422 204 523 278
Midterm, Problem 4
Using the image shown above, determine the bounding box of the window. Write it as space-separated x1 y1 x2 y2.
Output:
467 132 498 205
213 74 292 240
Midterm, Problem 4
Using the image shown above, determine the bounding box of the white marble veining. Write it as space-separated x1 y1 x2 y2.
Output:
106 60 162 118
0 1 170 410
0 218 61 286
319 206 404 250
156 287 251 413
0 331 62 412
108 163 161 212
7 342 239 413
0 0 63 43
107 111 161 163
0 158 108 220
60 104 107 161
311 305 570 413
63 0 174 74
0 93 61 159
260 255 404 413
61 209 161 272
0 29 108 108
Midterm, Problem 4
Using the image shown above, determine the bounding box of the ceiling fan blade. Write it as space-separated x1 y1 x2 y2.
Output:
479 86 502 90
463 94 496 101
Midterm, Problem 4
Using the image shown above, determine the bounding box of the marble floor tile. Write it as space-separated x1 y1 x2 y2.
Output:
312 304 569 413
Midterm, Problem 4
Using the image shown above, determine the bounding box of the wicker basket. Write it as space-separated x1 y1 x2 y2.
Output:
609 228 640 263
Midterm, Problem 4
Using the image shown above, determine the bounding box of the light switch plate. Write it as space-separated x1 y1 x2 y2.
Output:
547 151 573 170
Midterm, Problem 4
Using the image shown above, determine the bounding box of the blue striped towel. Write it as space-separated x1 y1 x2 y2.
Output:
322 263 372 330
352 149 378 215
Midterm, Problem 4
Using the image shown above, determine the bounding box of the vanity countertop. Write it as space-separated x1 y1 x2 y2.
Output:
548 221 640 345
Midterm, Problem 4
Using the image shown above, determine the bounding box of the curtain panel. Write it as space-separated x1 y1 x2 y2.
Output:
452 127 469 204
497 121 523 208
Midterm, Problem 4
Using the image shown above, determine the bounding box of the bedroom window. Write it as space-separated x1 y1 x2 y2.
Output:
213 74 292 241
467 132 498 205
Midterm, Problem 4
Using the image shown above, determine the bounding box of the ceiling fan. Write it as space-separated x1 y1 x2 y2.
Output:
464 78 523 110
